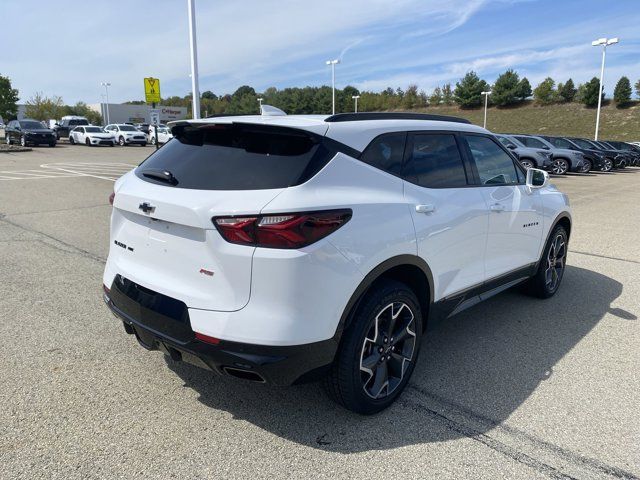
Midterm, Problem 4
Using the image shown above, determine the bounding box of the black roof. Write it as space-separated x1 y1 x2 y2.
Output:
324 112 471 124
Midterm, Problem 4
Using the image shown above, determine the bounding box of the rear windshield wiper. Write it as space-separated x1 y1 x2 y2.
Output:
142 169 178 185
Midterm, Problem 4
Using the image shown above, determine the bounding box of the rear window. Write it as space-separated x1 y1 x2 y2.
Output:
136 124 338 190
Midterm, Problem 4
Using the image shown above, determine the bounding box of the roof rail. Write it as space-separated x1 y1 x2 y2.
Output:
324 112 471 124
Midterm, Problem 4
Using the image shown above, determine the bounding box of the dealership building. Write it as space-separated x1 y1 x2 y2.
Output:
88 103 188 124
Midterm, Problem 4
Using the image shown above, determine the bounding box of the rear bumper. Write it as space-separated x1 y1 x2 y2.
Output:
103 282 338 386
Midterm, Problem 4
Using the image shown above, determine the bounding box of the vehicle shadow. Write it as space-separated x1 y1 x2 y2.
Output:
165 265 621 452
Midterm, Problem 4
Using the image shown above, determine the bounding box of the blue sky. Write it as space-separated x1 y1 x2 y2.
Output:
4 0 640 104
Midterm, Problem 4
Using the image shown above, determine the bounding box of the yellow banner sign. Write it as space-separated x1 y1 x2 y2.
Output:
144 77 161 104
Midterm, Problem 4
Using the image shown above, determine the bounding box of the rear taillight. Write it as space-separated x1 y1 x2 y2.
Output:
108 192 115 206
213 209 351 249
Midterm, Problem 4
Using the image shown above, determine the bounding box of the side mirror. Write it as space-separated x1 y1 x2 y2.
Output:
507 144 516 150
526 168 548 193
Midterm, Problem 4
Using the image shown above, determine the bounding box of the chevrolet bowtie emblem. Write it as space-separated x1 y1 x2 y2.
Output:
139 202 155 214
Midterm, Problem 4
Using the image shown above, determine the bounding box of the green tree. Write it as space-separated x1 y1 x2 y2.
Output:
579 77 602 107
613 76 632 107
454 71 489 108
491 69 521 106
442 83 454 105
516 78 532 101
0 74 19 122
533 77 557 105
558 79 577 102
402 84 420 109
635 79 640 98
429 86 442 105
24 92 64 120
201 90 217 100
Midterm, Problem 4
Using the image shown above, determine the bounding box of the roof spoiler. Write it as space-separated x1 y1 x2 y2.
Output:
324 112 471 124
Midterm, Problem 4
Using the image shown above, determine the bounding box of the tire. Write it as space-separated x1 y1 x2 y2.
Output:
579 159 592 173
151 136 156 145
85 138 92 147
69 135 75 145
20 135 26 147
49 142 56 148
601 158 613 172
550 158 569 175
323 279 423 414
118 136 126 146
5 134 11 145
519 159 534 169
523 225 568 299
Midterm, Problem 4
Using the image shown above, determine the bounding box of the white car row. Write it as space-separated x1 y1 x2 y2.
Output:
69 124 173 147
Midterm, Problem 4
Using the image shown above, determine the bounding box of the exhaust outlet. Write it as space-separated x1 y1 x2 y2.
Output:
222 366 265 383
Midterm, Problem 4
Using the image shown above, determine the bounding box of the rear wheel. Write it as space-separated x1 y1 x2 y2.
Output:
550 158 569 175
5 134 11 145
20 135 26 147
523 225 568 299
519 159 534 169
323 279 422 414
150 136 156 145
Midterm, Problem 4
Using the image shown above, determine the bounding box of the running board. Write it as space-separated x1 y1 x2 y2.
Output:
448 277 528 318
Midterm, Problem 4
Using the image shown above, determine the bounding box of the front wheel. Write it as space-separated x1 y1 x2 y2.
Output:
550 158 569 175
5 135 11 145
20 135 26 147
69 135 75 145
118 136 125 146
601 158 613 172
579 159 592 173
85 138 92 147
150 136 156 145
323 279 422 414
523 225 568 299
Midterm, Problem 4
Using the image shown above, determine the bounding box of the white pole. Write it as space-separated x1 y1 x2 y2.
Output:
187 0 201 119
594 45 606 141
331 63 336 115
355 97 358 113
481 91 491 129
101 83 111 125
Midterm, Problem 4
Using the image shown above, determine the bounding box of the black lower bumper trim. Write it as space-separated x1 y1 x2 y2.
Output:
104 287 338 386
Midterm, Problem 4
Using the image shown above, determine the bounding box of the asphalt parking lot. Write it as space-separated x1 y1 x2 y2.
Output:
0 144 638 479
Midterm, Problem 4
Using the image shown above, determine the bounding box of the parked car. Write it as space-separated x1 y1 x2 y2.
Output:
102 111 572 414
538 136 608 172
148 125 173 145
54 116 89 139
104 124 147 146
135 123 151 135
602 140 640 167
573 139 630 169
494 134 553 171
5 119 57 147
69 126 116 147
512 134 591 174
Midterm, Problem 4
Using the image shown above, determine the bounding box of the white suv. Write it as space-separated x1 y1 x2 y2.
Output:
103 111 571 414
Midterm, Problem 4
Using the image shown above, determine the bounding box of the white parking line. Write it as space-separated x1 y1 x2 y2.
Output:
40 162 138 182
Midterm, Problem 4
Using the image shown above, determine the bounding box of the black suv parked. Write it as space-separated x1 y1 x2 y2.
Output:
54 116 89 139
574 139 631 169
538 136 607 172
602 141 640 166
5 119 57 147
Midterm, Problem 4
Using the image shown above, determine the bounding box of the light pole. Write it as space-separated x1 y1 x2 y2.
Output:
481 91 491 129
187 0 201 119
101 82 111 125
592 37 619 141
257 97 263 113
352 95 360 113
326 59 340 114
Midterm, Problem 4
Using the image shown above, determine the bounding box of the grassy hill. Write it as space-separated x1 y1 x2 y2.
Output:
408 101 640 141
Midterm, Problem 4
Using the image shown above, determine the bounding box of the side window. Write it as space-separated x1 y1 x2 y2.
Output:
464 135 520 186
403 133 468 188
360 132 405 175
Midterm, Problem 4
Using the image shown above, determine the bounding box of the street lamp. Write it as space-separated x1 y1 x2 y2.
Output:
187 0 201 119
352 95 360 113
326 59 340 114
101 82 111 125
481 91 491 129
592 37 619 140
257 97 263 113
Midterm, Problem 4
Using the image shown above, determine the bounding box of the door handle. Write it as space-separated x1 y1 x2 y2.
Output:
490 203 506 212
415 204 435 214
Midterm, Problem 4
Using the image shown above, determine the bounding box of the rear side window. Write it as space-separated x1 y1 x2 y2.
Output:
136 124 337 190
403 133 468 188
464 135 520 185
516 136 547 149
360 132 406 175
547 137 573 149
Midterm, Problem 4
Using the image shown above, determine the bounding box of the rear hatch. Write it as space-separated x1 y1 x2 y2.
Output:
109 122 333 311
